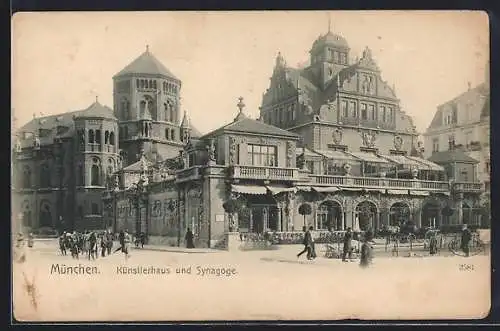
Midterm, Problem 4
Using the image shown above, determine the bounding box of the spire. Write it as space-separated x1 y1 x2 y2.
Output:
146 45 150 53
328 14 331 33
181 110 190 128
234 97 247 122
95 95 99 103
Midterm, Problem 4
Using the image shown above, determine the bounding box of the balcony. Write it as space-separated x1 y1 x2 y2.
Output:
230 165 299 181
452 182 483 193
310 175 450 192
176 166 202 183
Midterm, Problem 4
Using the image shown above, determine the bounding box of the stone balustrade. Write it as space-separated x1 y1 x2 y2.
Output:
230 165 299 181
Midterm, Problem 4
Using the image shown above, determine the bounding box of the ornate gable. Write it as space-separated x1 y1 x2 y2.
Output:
357 47 380 72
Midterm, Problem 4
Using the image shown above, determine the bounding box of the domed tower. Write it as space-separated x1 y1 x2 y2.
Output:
309 23 350 90
113 45 183 165
73 98 119 230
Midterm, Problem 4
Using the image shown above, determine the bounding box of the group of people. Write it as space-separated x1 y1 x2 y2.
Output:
58 229 135 260
297 226 374 267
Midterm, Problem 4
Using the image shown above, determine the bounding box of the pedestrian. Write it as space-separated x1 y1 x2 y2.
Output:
296 226 310 259
88 231 98 260
307 226 317 260
461 224 472 257
429 232 438 256
27 233 34 248
114 230 125 253
342 227 353 262
185 228 195 248
100 233 107 257
59 233 67 256
360 231 374 268
106 230 113 255
140 232 145 248
123 230 131 260
16 232 24 248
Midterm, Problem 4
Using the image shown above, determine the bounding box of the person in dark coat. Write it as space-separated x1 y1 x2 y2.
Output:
342 227 353 262
429 232 438 256
306 226 317 260
461 224 472 257
185 228 195 248
297 226 310 258
360 231 374 268
114 230 125 253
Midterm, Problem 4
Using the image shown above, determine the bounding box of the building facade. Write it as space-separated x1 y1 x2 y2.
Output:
12 33 486 246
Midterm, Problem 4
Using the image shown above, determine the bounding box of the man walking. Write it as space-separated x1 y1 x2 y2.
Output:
297 226 310 259
342 227 353 262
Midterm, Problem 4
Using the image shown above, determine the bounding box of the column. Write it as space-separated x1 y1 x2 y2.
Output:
249 209 253 232
277 207 282 231
344 209 353 229
457 193 464 224
340 211 345 230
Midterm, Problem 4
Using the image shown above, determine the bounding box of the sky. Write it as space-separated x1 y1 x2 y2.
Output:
11 11 489 135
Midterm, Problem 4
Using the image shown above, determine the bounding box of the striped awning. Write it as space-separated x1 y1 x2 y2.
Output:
387 189 409 195
312 186 340 193
295 147 323 158
296 186 312 192
231 184 267 195
266 186 297 195
315 149 359 162
347 152 391 164
380 154 429 169
405 156 445 171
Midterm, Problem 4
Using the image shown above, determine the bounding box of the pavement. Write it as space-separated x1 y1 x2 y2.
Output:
13 239 491 321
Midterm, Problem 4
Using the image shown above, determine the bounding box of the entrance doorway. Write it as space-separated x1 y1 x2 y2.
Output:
355 201 378 231
389 202 411 226
422 201 440 228
316 200 343 230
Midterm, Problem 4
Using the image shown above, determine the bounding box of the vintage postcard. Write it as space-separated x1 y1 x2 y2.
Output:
11 11 491 321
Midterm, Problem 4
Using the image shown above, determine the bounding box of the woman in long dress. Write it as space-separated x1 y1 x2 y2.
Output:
360 231 374 268
185 228 195 249
123 231 131 260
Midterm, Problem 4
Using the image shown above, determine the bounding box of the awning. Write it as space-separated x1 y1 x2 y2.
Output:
231 184 267 195
387 189 409 195
296 186 312 192
380 154 430 169
340 187 364 192
315 149 359 162
266 186 297 195
410 190 430 196
405 156 445 171
312 186 340 193
364 188 386 193
347 152 391 164
295 147 323 158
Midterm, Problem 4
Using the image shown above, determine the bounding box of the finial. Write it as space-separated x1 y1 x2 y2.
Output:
328 14 331 33
467 81 471 90
96 95 99 103
146 45 149 53
237 97 245 113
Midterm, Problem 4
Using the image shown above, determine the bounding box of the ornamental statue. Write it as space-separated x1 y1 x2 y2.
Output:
343 163 352 176
332 127 343 145
207 139 216 163
361 130 377 148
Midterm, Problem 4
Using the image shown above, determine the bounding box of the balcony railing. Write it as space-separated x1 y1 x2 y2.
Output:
230 165 299 181
310 175 450 192
453 182 483 193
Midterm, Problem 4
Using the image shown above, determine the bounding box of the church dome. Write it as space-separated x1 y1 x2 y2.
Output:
311 31 349 52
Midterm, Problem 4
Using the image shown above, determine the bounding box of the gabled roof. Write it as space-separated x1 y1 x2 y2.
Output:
203 113 300 139
428 150 480 164
114 49 179 80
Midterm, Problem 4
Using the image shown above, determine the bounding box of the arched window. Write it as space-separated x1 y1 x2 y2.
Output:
105 131 109 144
119 127 124 139
165 128 169 140
164 103 169 122
153 80 157 89
88 129 95 143
21 200 32 227
91 158 101 186
124 126 128 139
23 166 31 188
171 129 175 141
140 100 146 117
40 163 50 187
109 132 115 145
136 79 140 88
95 129 101 144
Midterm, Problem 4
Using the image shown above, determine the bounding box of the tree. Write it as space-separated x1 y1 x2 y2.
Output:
298 203 312 228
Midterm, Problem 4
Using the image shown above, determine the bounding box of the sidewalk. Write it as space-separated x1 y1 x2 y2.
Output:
132 244 221 254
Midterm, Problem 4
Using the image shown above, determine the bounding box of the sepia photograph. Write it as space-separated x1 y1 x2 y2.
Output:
11 11 491 321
